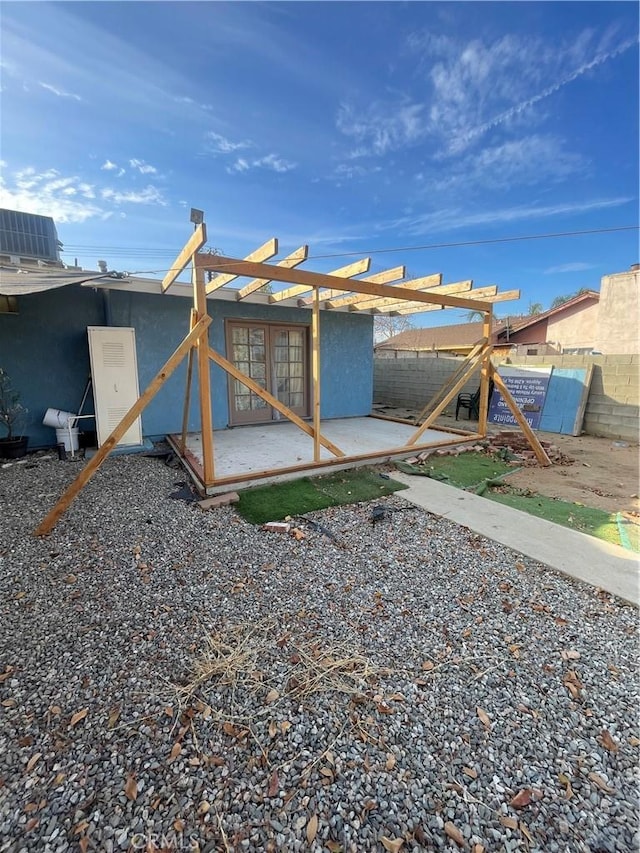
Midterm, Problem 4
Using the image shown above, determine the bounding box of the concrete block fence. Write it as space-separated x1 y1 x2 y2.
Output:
374 353 639 441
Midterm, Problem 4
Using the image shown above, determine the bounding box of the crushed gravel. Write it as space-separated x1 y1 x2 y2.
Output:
0 451 638 853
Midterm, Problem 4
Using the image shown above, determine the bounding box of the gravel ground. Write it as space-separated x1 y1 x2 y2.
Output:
0 451 638 853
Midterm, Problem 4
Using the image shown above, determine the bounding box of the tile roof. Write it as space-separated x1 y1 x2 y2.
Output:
377 318 512 351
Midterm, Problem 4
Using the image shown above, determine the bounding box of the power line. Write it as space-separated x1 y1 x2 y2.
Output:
60 223 639 275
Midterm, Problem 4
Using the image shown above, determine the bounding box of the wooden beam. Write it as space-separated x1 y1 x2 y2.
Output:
195 254 492 311
490 365 551 466
380 284 495 315
180 433 481 489
303 265 407 303
180 308 197 453
235 245 308 300
312 287 321 461
207 347 345 458
162 223 207 293
269 257 371 303
478 311 493 437
205 238 278 294
408 355 485 445
393 289 520 316
361 281 477 314
194 266 215 483
34 316 212 536
326 273 442 310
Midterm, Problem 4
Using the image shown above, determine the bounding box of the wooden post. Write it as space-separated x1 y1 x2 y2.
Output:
35 316 212 536
207 347 344 458
180 308 197 453
490 365 551 466
312 286 321 461
478 311 493 437
193 264 215 484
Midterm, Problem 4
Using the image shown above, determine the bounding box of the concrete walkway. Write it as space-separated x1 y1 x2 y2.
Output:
391 471 640 606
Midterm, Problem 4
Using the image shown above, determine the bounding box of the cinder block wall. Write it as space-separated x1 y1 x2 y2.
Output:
373 357 480 410
516 354 639 442
374 354 639 441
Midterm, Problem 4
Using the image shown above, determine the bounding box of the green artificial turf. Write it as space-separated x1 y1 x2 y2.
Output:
487 488 622 546
236 468 407 524
398 451 514 488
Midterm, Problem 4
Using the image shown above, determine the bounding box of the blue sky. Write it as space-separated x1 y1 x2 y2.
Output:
1 1 638 325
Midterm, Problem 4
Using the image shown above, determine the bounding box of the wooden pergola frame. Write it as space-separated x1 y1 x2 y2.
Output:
35 217 549 535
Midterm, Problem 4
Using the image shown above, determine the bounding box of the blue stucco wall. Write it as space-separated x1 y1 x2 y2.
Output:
0 285 373 448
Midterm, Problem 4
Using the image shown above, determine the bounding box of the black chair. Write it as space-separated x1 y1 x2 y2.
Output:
456 380 494 421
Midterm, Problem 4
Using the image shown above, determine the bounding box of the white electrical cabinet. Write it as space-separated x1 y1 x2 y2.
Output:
87 326 143 447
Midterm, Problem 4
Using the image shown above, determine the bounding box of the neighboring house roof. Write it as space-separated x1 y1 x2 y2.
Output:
376 318 515 351
495 290 599 340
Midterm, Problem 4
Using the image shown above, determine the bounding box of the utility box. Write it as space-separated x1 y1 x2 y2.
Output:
87 326 142 447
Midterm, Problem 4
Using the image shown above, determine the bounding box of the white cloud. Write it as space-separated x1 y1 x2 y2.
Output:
101 160 118 171
227 153 296 174
405 29 638 156
38 81 82 101
336 99 425 157
385 197 634 237
429 134 584 194
101 185 167 206
0 168 104 223
129 158 158 175
173 94 213 111
205 131 252 154
544 262 598 274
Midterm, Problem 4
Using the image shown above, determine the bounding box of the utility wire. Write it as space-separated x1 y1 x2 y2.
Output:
60 223 639 269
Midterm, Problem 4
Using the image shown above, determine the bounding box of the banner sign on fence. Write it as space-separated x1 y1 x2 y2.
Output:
488 366 552 429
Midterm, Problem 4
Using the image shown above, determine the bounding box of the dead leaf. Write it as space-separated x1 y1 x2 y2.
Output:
69 708 88 727
265 688 279 705
476 707 491 729
268 720 277 738
64 573 77 584
168 742 181 762
561 650 581 661
385 753 397 771
588 772 615 794
79 836 89 853
174 818 185 832
443 822 464 848
124 773 137 801
306 814 318 844
421 660 434 671
499 815 518 830
198 801 210 815
24 803 39 814
1 698 16 707
508 644 521 660
26 753 42 773
563 670 583 699
472 845 485 853
326 843 342 853
73 820 90 836
510 788 532 808
558 773 574 799
381 837 404 852
629 735 640 747
600 729 618 753
281 721 292 734
519 822 534 844
108 706 121 728
462 766 478 779
267 770 279 797
24 818 39 833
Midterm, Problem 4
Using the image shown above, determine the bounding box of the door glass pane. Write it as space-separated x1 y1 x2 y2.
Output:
274 346 288 362
250 329 265 345
250 345 265 362
232 328 248 344
274 331 288 346
250 363 266 380
233 344 249 361
236 395 250 411
289 330 304 346
290 392 303 408
252 395 268 409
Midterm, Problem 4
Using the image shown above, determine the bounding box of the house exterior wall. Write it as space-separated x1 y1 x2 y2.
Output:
546 300 599 352
596 269 640 354
0 285 373 448
502 317 549 344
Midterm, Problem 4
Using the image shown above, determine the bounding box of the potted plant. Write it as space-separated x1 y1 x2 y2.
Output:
0 368 29 459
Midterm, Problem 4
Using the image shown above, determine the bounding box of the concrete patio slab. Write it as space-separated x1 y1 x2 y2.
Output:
391 471 640 606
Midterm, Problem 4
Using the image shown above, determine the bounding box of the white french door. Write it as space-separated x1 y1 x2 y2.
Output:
226 321 308 425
